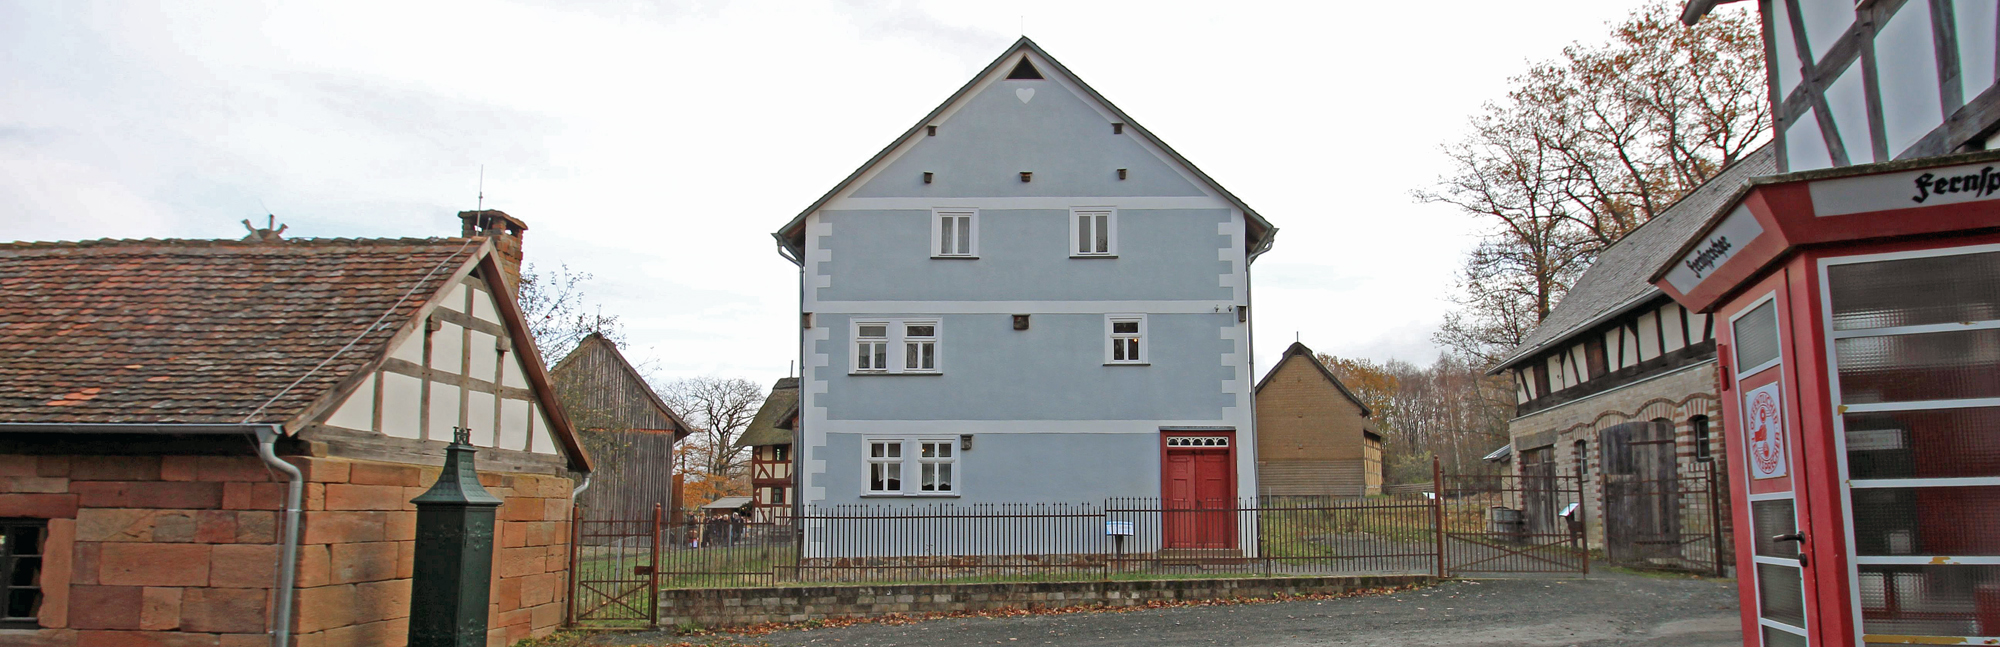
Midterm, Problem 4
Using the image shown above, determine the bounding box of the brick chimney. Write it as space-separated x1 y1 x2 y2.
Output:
458 210 528 298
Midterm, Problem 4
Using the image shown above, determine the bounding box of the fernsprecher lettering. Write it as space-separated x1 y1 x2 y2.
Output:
1911 167 2000 203
1683 235 1731 279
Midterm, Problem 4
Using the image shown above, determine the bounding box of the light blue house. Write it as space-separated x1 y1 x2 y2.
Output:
772 38 1277 553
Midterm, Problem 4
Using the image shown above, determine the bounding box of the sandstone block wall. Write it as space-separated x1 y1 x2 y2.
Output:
0 453 574 647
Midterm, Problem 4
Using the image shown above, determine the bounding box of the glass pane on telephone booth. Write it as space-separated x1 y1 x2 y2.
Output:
1828 249 2000 644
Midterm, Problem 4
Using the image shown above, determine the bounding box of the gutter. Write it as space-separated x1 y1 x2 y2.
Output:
0 423 303 647
569 471 593 503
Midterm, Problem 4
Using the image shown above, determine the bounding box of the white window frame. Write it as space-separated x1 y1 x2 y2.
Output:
865 439 905 494
932 208 978 258
851 318 943 375
914 438 959 495
1070 207 1117 257
902 321 939 373
1105 314 1148 365
853 321 891 373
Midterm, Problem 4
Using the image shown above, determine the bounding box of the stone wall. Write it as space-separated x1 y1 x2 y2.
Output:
657 574 1432 628
1506 361 1724 550
0 453 573 647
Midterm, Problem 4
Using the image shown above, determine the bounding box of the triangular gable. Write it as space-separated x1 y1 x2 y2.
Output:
772 36 1276 262
550 332 693 440
295 243 593 472
1254 342 1372 418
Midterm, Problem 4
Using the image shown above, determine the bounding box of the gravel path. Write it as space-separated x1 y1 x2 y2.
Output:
603 568 1740 647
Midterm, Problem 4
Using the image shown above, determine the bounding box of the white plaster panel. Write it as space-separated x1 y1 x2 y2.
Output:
388 331 424 364
501 350 528 389
466 390 496 447
380 372 424 439
1688 311 1710 343
1602 330 1620 367
471 285 501 325
1824 66 1875 164
1622 327 1640 368
467 331 499 381
1547 355 1566 391
500 398 530 450
442 282 468 314
1663 306 1687 352
430 323 464 375
428 382 461 439
1957 0 1997 104
1784 112 1836 172
530 410 558 455
1637 311 1662 360
1876 1 1945 155
1797 0 1855 62
1570 345 1588 383
325 373 375 431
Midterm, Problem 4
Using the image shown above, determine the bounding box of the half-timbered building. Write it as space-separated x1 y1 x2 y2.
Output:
0 211 585 645
1491 146 1773 555
736 377 798 523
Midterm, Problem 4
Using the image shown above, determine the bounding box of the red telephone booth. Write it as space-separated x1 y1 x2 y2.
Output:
1651 151 2000 646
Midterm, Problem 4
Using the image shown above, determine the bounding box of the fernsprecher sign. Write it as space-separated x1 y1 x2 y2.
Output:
1810 161 2000 216
1664 203 1765 294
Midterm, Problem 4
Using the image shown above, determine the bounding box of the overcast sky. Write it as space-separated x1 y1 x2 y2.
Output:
0 0 1708 384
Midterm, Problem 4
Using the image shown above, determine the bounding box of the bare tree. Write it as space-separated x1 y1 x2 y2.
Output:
516 262 623 361
1419 1 1767 363
1322 354 1514 482
656 376 765 482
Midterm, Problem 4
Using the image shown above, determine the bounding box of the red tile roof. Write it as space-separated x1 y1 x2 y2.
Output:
0 237 481 425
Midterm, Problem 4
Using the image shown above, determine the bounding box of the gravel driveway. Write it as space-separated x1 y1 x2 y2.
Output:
603 568 1740 647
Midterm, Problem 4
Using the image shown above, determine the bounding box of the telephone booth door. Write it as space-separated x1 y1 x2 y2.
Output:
1719 272 1825 647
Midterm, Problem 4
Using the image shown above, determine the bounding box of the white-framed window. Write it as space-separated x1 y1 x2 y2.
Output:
904 322 937 372
854 322 890 372
916 439 956 494
1071 207 1116 257
933 208 977 257
867 440 904 493
853 318 942 374
1105 314 1147 364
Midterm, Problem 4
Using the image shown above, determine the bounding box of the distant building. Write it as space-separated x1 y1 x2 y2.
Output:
1253 343 1382 498
551 332 691 520
771 37 1278 556
736 377 797 523
0 215 586 645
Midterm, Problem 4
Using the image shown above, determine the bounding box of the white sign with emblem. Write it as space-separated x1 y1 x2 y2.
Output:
1105 521 1134 536
1744 381 1788 480
1665 203 1765 294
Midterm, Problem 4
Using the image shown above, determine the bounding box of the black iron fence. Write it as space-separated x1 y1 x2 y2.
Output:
571 464 1610 614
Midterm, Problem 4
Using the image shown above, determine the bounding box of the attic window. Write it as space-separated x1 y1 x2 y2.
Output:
1006 58 1043 80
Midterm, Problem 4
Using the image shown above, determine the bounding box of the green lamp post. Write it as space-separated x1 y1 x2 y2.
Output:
408 427 504 647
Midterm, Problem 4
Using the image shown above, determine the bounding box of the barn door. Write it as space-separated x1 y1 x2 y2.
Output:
1601 419 1683 567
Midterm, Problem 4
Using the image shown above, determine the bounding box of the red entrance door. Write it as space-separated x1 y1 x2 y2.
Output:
1163 436 1236 550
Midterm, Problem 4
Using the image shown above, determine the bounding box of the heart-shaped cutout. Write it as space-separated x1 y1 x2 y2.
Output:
1016 88 1035 103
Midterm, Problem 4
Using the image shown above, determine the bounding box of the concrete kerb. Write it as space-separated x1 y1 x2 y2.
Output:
650 574 1435 629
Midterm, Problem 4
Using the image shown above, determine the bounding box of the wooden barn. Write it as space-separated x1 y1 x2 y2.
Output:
549 332 691 520
1253 343 1383 498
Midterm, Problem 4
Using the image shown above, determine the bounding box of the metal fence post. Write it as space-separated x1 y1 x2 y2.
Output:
1577 467 1589 576
1708 464 1725 577
649 503 663 628
564 504 583 626
1432 456 1446 578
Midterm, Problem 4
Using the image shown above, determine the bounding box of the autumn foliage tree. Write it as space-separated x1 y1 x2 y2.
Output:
1320 354 1513 482
1421 1 1768 364
657 376 766 506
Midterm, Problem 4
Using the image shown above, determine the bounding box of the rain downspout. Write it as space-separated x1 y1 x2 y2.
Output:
254 426 303 647
570 471 593 503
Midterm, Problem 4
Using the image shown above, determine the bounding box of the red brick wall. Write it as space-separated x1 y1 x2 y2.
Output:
0 453 574 647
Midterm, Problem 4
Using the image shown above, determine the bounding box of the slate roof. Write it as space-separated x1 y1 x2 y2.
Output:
736 377 798 448
0 237 481 425
1493 144 1777 371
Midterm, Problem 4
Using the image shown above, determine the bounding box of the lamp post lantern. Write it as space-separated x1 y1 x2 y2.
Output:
407 427 504 647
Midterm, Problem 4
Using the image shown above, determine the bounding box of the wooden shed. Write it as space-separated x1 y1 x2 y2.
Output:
1253 342 1383 498
549 332 691 520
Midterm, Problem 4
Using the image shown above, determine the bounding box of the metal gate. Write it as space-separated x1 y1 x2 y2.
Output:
1438 457 1588 575
565 505 661 627
1600 421 1725 575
